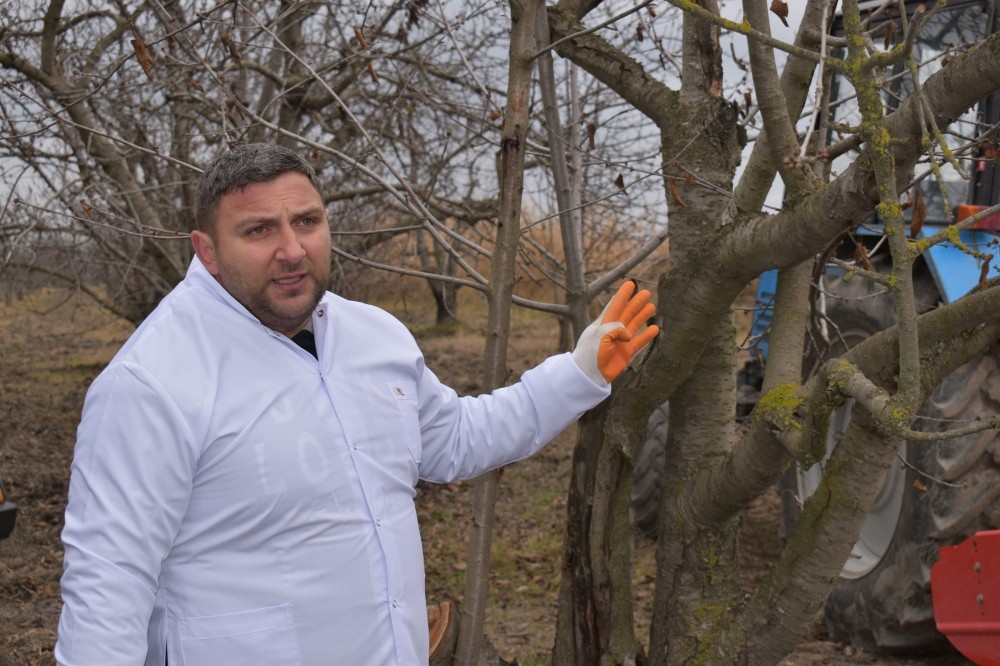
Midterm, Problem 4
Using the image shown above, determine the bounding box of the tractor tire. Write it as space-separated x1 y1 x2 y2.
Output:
631 402 669 538
783 271 1000 652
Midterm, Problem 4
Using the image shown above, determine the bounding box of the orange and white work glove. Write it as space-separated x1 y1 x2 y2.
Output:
571 282 659 386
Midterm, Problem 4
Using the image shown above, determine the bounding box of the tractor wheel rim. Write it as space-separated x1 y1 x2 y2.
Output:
795 399 907 580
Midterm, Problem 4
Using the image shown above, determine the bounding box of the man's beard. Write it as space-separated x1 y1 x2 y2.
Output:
217 259 330 335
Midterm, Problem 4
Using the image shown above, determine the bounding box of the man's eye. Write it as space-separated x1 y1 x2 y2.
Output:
247 226 267 236
299 217 317 227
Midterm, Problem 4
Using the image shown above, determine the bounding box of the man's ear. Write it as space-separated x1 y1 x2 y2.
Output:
191 230 219 276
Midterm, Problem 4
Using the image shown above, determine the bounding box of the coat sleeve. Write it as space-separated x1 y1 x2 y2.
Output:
414 352 610 483
56 363 198 666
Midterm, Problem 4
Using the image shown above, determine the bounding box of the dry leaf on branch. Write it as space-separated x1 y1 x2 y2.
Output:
130 39 155 80
220 32 242 66
853 236 873 270
979 139 1000 162
586 123 597 150
980 256 994 287
353 25 369 50
883 21 896 49
770 0 789 27
909 188 925 238
614 174 627 193
669 180 686 206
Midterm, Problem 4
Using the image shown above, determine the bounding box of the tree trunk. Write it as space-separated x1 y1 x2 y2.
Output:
430 279 459 328
455 1 541 663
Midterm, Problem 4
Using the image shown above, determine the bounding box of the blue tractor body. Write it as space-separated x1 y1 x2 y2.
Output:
750 224 1000 361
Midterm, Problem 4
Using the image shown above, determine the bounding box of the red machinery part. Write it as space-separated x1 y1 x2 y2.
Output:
931 530 1000 665
956 204 1000 231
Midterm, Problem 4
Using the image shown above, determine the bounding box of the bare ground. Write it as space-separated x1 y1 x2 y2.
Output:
0 291 972 665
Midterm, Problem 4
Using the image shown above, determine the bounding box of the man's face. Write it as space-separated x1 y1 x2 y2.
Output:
191 171 331 337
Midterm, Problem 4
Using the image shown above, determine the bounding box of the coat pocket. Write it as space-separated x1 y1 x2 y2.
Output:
178 603 303 666
386 380 421 465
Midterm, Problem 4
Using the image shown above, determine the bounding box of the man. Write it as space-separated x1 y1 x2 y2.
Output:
55 144 658 666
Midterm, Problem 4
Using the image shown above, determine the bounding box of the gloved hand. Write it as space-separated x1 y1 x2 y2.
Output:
572 282 659 385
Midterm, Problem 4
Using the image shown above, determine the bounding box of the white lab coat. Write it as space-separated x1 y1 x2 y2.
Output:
56 257 609 666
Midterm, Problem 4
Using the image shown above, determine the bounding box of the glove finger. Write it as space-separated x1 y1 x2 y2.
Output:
629 324 659 352
597 326 630 370
603 324 632 343
617 288 651 327
623 300 655 335
598 327 631 364
601 282 636 325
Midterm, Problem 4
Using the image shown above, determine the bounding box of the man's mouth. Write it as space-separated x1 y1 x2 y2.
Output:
273 273 307 286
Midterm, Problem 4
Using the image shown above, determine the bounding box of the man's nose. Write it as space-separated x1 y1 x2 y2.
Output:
275 224 307 262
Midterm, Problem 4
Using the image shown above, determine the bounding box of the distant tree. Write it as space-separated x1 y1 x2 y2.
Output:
0 0 661 327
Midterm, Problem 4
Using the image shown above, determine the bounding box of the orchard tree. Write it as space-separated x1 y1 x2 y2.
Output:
540 0 1000 663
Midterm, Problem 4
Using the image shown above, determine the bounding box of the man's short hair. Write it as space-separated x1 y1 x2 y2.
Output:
195 144 323 233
